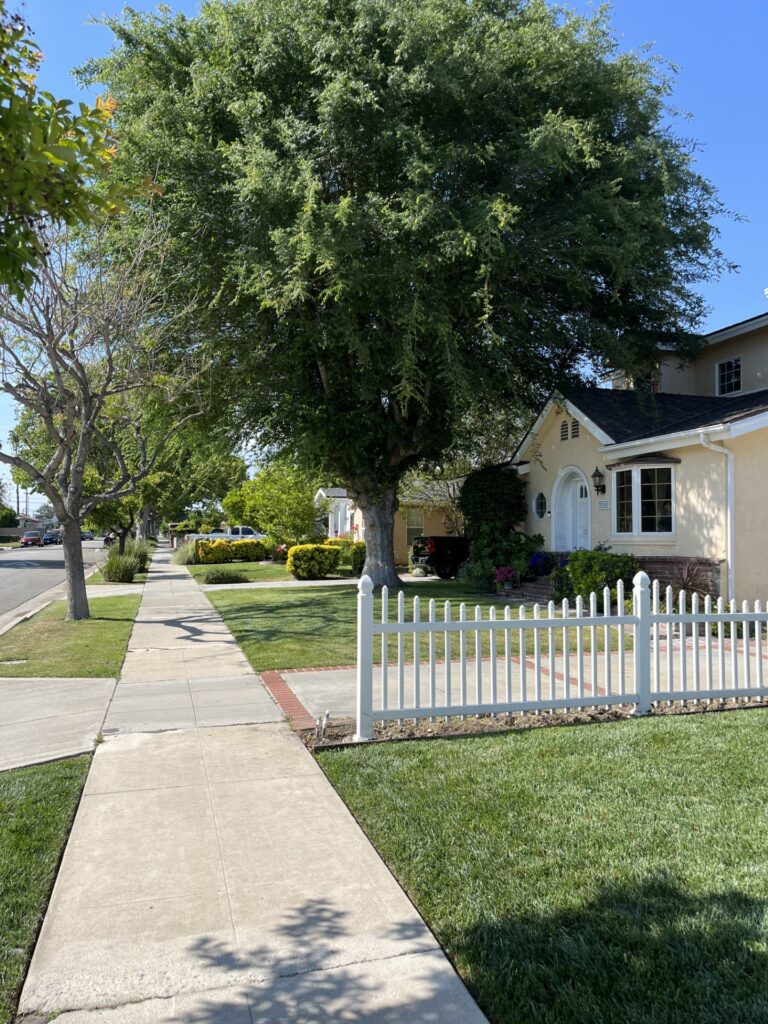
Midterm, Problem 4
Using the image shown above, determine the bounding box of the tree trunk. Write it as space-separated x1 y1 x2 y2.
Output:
117 527 130 555
137 506 153 541
355 489 401 588
61 518 90 620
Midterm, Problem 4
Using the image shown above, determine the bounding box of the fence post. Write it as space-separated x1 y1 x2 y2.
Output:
632 571 652 716
355 574 375 741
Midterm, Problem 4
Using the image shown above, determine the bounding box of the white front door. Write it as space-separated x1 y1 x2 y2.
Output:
554 472 590 551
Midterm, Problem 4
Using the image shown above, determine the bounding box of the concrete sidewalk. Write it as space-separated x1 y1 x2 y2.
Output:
19 546 487 1023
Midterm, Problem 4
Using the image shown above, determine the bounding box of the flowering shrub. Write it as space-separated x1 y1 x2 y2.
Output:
494 565 519 587
195 538 268 563
287 543 341 580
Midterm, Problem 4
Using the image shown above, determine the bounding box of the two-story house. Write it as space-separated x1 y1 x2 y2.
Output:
513 312 768 602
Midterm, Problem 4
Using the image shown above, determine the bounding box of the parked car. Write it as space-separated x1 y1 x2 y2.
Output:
411 535 469 579
20 531 42 547
80 530 95 541
188 525 268 542
42 531 60 545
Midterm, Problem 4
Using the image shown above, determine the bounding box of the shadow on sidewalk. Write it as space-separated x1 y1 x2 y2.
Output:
180 897 478 1022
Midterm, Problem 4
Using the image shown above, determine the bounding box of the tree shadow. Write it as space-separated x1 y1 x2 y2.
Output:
159 897 479 1022
448 872 768 1023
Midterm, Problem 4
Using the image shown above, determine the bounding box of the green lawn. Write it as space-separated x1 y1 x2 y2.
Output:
209 581 625 673
319 710 768 1023
186 560 291 584
0 756 90 1024
0 596 141 677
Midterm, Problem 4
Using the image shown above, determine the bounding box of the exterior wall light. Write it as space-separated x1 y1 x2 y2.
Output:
591 467 606 495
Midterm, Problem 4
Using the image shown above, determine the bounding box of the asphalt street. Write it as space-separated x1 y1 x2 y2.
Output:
0 542 103 617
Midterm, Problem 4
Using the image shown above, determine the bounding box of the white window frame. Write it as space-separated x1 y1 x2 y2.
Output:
532 492 547 520
405 508 425 547
611 464 676 538
716 356 742 396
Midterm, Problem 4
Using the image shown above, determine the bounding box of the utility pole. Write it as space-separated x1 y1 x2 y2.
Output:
16 483 19 515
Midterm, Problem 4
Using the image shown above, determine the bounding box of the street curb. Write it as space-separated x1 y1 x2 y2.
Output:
0 560 104 637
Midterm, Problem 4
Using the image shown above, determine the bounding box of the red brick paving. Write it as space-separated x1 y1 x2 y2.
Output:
260 670 317 730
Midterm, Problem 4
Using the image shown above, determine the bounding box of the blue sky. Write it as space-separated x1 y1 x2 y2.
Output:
3 0 767 503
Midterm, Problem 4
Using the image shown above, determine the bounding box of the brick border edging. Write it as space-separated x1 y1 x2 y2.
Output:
260 671 317 730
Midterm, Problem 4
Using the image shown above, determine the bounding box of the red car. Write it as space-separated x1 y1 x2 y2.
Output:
20 531 42 547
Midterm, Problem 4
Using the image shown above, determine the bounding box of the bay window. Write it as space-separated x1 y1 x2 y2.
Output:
614 465 674 536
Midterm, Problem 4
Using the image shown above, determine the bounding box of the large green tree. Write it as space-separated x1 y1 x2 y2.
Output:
0 2 121 294
88 0 728 585
223 461 324 547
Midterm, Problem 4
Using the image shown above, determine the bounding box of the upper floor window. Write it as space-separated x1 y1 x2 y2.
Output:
614 466 674 536
717 357 741 395
571 420 580 439
560 420 569 441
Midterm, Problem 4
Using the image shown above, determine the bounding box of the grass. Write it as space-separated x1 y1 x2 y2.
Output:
0 756 90 1024
186 560 291 584
0 595 141 677
319 710 768 1023
208 580 628 673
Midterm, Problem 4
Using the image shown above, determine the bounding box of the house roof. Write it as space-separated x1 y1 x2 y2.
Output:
565 386 768 444
315 487 348 499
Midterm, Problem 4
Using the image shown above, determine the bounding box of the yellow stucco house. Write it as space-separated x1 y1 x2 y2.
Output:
513 312 768 603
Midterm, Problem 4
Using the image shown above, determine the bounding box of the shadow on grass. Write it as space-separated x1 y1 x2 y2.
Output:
448 872 768 1023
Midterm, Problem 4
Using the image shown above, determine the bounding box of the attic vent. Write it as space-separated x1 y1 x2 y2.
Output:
560 420 568 441
571 420 580 439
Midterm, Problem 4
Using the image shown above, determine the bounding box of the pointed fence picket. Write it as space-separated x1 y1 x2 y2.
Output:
354 571 768 742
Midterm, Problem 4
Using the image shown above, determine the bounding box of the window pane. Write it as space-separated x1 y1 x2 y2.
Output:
718 358 741 395
534 492 547 519
405 509 424 529
640 468 672 533
615 470 632 533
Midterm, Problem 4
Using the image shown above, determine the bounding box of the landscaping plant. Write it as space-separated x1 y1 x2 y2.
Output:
91 0 728 586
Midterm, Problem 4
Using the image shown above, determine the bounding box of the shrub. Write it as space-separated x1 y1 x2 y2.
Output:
494 565 520 589
351 541 366 576
528 550 555 578
101 551 140 583
566 549 641 603
172 541 197 565
324 536 355 563
200 567 249 584
287 543 340 580
230 539 268 562
457 558 495 592
551 559 573 602
196 539 236 564
124 539 150 572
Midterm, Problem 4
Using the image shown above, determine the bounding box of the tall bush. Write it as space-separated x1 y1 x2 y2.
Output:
564 550 641 603
287 544 340 580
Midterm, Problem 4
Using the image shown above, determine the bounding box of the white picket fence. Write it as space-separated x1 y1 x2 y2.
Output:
354 571 768 740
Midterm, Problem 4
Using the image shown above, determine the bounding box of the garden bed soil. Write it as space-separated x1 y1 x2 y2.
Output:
301 696 768 751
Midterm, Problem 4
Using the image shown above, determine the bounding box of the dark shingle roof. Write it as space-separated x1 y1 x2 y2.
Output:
565 387 768 444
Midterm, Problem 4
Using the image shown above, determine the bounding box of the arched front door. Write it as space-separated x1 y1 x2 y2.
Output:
553 469 590 551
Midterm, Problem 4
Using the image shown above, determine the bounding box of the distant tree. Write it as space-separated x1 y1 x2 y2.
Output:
90 0 730 585
0 2 121 295
223 461 324 547
0 505 17 527
1 224 205 618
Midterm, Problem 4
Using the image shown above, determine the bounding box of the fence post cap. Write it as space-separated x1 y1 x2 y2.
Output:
633 570 651 588
358 574 374 596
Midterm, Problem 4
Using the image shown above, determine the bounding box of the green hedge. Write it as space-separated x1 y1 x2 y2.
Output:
557 550 641 603
351 541 366 576
195 538 269 564
287 544 341 580
317 538 366 575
